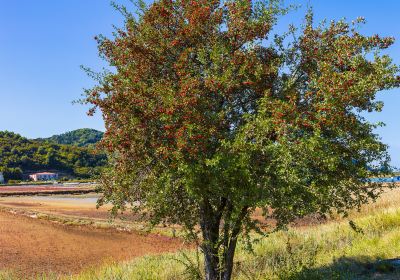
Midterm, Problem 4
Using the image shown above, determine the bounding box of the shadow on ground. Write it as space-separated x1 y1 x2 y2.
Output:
283 256 400 280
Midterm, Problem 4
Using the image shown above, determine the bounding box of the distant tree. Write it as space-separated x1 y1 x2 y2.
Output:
84 1 399 279
2 167 23 181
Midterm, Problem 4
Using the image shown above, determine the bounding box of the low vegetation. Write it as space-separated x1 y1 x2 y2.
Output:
68 213 400 280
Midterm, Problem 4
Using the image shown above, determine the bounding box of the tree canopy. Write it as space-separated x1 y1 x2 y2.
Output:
36 128 104 147
84 1 400 279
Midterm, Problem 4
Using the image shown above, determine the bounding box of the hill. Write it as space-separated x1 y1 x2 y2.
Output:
37 128 104 147
0 131 107 182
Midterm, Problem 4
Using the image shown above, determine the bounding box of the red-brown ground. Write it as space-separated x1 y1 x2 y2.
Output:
0 210 186 278
0 184 94 196
0 194 127 221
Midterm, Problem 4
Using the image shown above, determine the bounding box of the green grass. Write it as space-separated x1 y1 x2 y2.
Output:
65 207 400 280
3 189 400 280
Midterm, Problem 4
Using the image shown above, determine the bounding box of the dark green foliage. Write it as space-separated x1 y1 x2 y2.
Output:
0 131 107 181
37 128 104 147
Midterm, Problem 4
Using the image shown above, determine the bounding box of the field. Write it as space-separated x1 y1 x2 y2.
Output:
0 211 184 278
0 190 186 279
1 187 400 279
0 184 95 196
0 194 113 220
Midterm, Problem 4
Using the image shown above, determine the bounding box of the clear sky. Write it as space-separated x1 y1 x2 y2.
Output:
1 1 399 166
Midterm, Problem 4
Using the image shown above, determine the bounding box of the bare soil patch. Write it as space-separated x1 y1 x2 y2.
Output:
0 195 293 226
0 201 42 207
0 185 95 196
0 195 139 222
0 211 186 278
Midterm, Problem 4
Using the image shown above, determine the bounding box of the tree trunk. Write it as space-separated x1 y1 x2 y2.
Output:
199 199 248 280
220 206 247 280
202 242 220 280
221 237 238 280
199 199 223 280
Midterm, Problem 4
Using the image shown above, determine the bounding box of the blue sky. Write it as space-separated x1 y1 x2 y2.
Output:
0 0 399 166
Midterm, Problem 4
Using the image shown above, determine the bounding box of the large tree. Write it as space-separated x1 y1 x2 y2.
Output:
83 1 399 279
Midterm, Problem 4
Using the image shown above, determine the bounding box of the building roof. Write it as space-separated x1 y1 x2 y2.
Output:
31 172 57 175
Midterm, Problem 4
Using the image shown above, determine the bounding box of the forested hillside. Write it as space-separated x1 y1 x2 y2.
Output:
37 128 104 147
0 131 107 181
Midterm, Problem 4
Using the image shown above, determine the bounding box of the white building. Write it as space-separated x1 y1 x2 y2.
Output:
0 172 4 184
29 172 58 181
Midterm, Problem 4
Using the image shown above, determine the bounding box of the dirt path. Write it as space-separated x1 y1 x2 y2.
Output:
0 211 185 278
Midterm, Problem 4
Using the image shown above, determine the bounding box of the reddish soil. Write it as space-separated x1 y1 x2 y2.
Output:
252 208 326 229
0 185 94 196
0 195 129 221
0 195 326 228
0 211 186 278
